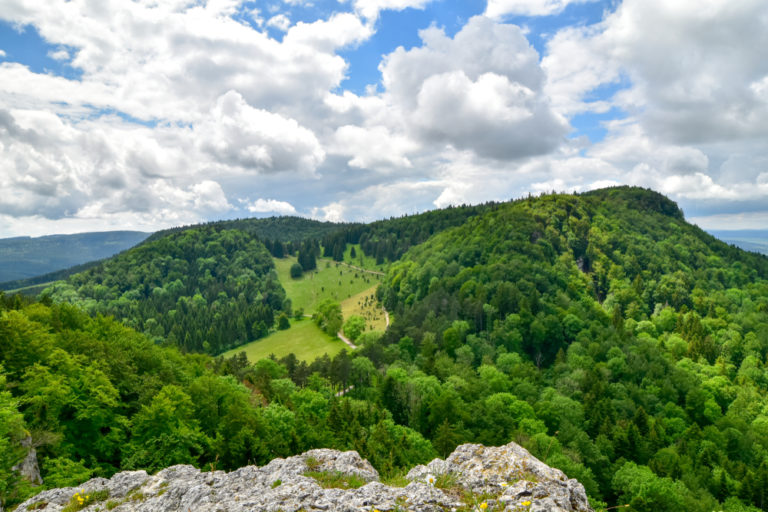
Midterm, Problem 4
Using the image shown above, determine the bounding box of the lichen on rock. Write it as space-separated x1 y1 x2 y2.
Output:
17 442 593 512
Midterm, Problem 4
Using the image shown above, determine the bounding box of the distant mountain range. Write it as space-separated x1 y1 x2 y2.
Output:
0 231 150 286
708 229 768 255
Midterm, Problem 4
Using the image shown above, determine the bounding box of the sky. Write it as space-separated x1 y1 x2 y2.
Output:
0 0 767 237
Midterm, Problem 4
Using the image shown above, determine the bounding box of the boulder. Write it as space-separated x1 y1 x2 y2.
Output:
16 442 593 512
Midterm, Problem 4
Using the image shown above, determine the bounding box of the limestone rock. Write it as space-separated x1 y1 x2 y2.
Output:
12 436 42 485
16 442 593 512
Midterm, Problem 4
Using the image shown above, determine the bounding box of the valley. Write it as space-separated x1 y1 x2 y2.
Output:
2 187 768 511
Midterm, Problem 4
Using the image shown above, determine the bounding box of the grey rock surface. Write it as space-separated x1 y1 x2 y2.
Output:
12 436 42 485
16 442 593 512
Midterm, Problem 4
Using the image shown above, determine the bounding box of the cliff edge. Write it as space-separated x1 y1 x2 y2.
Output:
16 441 593 512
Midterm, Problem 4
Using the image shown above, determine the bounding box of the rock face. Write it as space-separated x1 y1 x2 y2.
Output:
16 442 593 512
12 436 42 486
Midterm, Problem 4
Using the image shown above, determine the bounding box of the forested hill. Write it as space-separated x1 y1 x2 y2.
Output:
142 215 351 245
5 186 768 510
39 203 498 356
44 226 287 354
364 186 768 509
0 230 149 285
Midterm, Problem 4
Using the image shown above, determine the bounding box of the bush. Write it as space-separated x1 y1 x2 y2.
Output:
343 315 366 341
290 263 303 279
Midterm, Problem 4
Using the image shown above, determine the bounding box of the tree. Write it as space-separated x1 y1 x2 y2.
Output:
123 385 210 472
343 315 366 341
0 370 27 503
290 263 303 279
314 300 342 336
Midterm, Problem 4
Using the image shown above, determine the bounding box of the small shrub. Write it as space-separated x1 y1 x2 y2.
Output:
303 471 365 489
305 456 320 471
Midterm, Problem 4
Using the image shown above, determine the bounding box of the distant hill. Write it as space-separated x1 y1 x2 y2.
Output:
0 231 150 285
708 229 768 255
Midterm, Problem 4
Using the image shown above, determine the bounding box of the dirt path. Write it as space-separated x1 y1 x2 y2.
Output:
335 385 355 397
337 331 358 350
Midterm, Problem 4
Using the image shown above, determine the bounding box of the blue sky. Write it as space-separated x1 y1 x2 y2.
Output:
0 0 767 236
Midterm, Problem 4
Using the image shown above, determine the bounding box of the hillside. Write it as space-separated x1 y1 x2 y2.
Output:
43 226 287 354
7 186 768 511
371 186 768 510
142 216 350 245
0 231 149 286
39 204 492 356
0 296 436 510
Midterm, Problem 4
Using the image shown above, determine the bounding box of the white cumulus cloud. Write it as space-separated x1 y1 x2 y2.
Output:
486 0 597 18
245 198 298 215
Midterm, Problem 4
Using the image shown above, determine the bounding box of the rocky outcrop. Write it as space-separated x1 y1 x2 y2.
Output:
12 436 42 486
16 442 593 512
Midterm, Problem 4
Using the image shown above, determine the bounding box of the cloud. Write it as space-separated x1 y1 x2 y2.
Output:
413 70 565 159
47 48 70 61
545 0 768 142
267 14 291 32
376 15 567 160
311 201 345 222
486 0 597 18
353 0 435 20
332 125 417 168
285 12 373 52
0 49 6 58
199 90 325 174
245 198 298 215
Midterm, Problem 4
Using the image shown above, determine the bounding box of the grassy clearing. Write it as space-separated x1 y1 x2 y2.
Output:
341 244 387 273
273 255 381 314
226 250 387 364
341 286 387 333
222 318 346 362
4 282 55 296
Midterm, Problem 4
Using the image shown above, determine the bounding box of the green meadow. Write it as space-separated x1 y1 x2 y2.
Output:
222 318 346 362
273 254 382 314
341 286 388 333
228 252 385 363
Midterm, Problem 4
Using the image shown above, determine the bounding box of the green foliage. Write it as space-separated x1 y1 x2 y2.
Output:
44 227 286 354
343 315 366 341
365 187 768 509
41 458 94 489
314 299 343 336
6 187 768 512
0 298 434 504
303 471 366 489
0 369 26 498
290 263 303 279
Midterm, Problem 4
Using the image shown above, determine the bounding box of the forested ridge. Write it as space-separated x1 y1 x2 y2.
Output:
368 187 768 510
3 186 768 511
43 227 288 354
